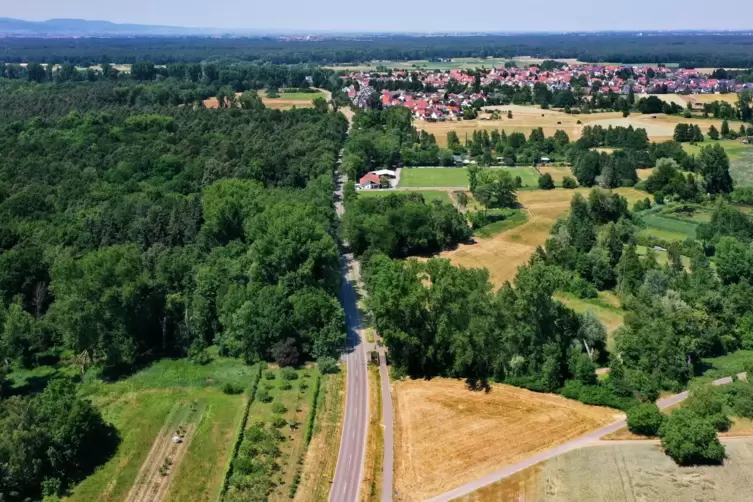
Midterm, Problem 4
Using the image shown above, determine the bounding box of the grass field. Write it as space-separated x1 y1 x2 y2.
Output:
296 371 345 502
555 291 625 350
460 439 753 502
694 350 753 384
393 378 622 500
636 244 691 269
440 188 646 288
682 140 753 187
638 213 699 242
66 357 254 502
474 209 528 239
398 167 540 189
358 189 451 204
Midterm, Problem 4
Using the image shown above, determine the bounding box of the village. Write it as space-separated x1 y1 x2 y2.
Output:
345 63 753 120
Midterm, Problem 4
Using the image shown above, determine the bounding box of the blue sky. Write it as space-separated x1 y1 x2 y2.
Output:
4 0 753 32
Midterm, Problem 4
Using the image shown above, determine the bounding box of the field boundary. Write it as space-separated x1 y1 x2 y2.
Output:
217 363 262 502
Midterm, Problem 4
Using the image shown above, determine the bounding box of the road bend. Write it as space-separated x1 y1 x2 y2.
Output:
330 175 369 502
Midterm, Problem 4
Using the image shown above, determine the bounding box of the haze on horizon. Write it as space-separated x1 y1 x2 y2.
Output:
4 0 753 33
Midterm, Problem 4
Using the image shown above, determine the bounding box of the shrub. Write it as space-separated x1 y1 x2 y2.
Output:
660 408 725 465
562 176 577 189
221 383 244 395
727 381 753 418
538 173 555 190
281 367 299 381
280 381 292 391
264 371 276 380
256 387 272 403
627 403 664 436
318 356 339 374
299 381 309 391
271 415 287 428
271 403 287 414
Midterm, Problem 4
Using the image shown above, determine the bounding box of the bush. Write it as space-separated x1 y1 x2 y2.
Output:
627 403 664 436
271 402 287 414
264 371 276 380
660 408 725 465
560 380 639 411
538 173 555 190
562 176 577 189
281 367 299 381
221 382 244 395
271 415 287 428
727 381 753 418
318 356 339 374
256 386 272 403
280 381 292 391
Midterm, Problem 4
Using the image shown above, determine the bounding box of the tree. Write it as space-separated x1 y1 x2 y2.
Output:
562 176 577 189
573 151 600 187
271 337 301 367
660 408 726 465
708 124 720 140
538 173 555 190
454 191 469 209
699 143 734 195
627 403 664 436
507 110 513 119
721 119 730 137
567 194 595 252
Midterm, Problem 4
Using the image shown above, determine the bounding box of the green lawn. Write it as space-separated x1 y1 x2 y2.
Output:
270 90 326 100
693 350 753 384
66 356 255 502
358 189 451 204
555 291 625 352
474 209 528 238
398 167 540 188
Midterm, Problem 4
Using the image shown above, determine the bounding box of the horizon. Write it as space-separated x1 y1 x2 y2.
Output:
3 0 753 33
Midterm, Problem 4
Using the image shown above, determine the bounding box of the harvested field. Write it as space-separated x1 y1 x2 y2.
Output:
460 439 753 502
439 188 645 287
393 378 621 500
536 165 573 184
687 93 741 104
639 93 688 107
202 90 324 110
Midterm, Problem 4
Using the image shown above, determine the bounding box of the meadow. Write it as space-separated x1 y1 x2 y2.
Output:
554 291 625 350
65 357 256 502
393 378 621 500
637 212 700 242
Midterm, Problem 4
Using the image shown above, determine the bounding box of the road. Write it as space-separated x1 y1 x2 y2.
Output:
426 372 747 502
330 175 369 502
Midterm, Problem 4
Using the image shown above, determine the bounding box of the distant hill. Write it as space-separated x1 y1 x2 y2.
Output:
0 17 230 36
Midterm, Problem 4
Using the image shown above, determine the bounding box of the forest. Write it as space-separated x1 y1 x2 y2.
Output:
2 34 753 67
0 69 347 500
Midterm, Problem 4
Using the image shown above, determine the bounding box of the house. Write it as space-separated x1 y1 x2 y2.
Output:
358 173 383 190
371 169 396 179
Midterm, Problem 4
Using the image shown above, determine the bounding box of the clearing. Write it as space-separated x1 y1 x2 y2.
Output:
202 89 325 110
459 439 753 502
66 357 254 502
439 188 645 287
393 378 621 500
398 167 539 189
554 291 625 350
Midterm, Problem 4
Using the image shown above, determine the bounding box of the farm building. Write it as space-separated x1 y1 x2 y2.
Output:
358 173 383 189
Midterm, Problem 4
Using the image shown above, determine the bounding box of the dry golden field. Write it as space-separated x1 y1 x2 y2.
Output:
202 91 322 110
393 378 621 500
536 165 572 184
418 106 746 146
439 188 646 288
460 439 753 502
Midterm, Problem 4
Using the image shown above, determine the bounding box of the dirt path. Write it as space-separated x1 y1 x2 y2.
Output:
124 405 201 502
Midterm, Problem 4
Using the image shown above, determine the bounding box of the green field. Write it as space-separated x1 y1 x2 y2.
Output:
694 350 753 384
636 244 691 269
555 291 625 351
682 140 753 187
66 356 255 502
474 209 528 238
358 189 451 204
398 167 540 188
638 213 699 242
272 91 326 100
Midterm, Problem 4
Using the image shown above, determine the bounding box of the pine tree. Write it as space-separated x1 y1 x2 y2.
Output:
721 119 730 137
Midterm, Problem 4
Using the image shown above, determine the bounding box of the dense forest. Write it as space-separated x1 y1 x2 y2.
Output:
2 34 753 67
0 70 348 500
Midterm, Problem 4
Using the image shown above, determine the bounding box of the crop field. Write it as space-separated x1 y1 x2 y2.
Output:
67 357 255 502
226 366 320 502
688 93 741 104
460 439 753 502
393 378 622 500
398 167 539 189
638 213 699 242
439 188 646 287
358 189 451 204
296 372 345 502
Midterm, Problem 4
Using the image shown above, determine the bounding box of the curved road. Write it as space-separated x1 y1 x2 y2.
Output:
330 175 369 502
426 372 747 502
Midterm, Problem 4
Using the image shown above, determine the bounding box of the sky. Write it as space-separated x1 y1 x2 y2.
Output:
4 0 753 32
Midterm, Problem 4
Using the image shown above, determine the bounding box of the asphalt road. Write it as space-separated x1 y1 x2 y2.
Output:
330 176 369 502
426 372 747 502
